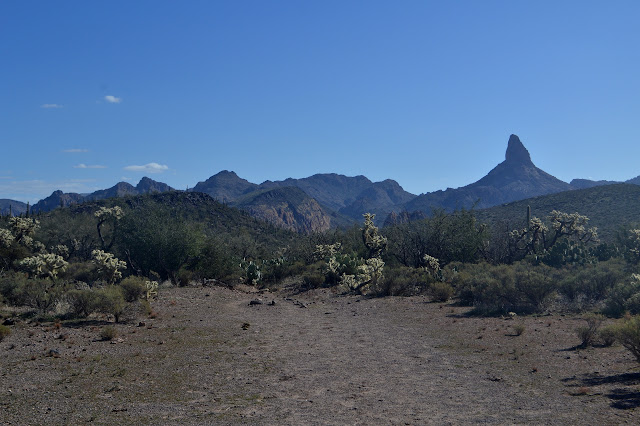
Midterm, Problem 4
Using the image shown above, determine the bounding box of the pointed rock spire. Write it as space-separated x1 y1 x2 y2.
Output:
505 134 533 165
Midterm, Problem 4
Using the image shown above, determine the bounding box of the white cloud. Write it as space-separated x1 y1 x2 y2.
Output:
124 163 169 174
121 176 132 181
74 163 106 169
41 104 63 109
104 95 122 103
63 148 89 153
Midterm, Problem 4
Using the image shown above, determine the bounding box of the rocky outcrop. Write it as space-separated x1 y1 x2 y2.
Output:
397 134 573 218
233 187 333 233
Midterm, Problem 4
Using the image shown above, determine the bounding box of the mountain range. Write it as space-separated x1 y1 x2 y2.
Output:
3 134 639 232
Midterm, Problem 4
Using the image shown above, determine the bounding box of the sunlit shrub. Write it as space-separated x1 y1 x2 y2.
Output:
119 276 147 302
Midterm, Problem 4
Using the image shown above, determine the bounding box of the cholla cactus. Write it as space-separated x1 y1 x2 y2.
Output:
548 210 598 245
314 243 342 260
19 253 68 279
628 230 640 264
423 254 440 275
340 274 360 292
94 206 125 220
50 244 70 259
95 206 125 250
8 216 40 244
339 257 385 294
362 213 387 258
360 257 385 283
32 240 46 253
92 249 127 284
0 228 14 248
145 280 159 300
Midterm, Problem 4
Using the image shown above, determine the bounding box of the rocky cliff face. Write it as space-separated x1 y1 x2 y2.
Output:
233 187 333 233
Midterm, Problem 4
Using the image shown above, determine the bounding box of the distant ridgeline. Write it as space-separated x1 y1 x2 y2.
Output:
3 135 640 234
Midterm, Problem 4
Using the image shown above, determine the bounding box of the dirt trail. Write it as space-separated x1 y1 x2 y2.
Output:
1 286 638 424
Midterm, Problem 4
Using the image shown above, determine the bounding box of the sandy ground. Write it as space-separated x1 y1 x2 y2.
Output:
1 285 639 425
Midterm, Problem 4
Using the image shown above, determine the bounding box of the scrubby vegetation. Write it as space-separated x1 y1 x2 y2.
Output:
2 191 640 363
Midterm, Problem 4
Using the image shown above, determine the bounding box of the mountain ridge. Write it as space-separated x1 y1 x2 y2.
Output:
4 134 640 234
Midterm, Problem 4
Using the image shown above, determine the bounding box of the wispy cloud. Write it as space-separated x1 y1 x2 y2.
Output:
41 104 63 109
104 95 122 104
121 176 132 181
124 163 168 174
74 163 106 169
63 148 89 153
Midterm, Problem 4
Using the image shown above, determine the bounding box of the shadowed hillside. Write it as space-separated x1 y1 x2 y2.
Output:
475 183 640 242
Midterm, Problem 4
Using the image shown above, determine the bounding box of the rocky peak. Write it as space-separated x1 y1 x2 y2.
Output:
505 134 533 165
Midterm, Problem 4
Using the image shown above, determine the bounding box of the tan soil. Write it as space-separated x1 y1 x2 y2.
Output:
1 286 639 425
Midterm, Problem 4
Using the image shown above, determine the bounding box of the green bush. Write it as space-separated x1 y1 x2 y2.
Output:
0 272 29 306
119 276 147 302
18 279 65 313
66 289 98 317
429 281 454 302
598 324 617 347
60 261 97 283
0 324 10 341
94 286 126 323
451 262 556 315
177 268 193 287
576 314 604 347
302 273 325 290
376 266 431 297
100 325 117 341
603 276 640 317
558 260 625 304
611 315 640 363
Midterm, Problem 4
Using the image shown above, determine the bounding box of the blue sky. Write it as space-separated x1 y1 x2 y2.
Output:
2 1 639 203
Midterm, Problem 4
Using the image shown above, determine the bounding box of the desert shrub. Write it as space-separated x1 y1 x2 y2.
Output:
603 274 640 317
611 315 640 362
429 281 454 302
576 314 604 347
66 289 98 317
453 263 519 315
513 262 558 312
0 272 29 306
0 324 10 341
513 323 526 336
558 260 625 305
119 276 147 302
59 261 97 283
302 273 325 290
100 325 117 341
376 266 431 297
18 279 65 313
176 268 193 287
452 262 556 315
94 286 126 322
260 257 290 284
598 324 617 347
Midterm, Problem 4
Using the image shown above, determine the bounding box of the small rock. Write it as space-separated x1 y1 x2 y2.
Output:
249 299 263 306
268 300 276 306
46 349 60 358
3 318 16 326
